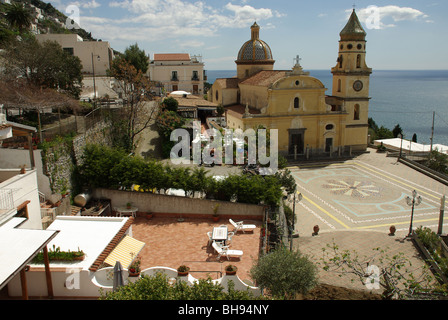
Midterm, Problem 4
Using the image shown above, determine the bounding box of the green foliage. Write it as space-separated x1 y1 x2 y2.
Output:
78 144 128 189
77 144 285 206
99 273 256 300
161 96 179 112
392 124 403 138
425 149 448 174
415 226 448 278
32 245 84 263
123 43 149 74
156 110 185 139
1 37 83 98
376 125 394 140
250 247 318 299
4 2 31 31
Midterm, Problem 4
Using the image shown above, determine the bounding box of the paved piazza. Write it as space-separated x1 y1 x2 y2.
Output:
289 150 448 237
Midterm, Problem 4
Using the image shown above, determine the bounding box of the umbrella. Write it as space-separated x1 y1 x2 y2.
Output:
113 261 124 292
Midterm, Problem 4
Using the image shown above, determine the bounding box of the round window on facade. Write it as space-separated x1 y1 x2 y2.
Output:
325 124 334 131
347 44 353 49
295 80 300 86
340 44 343 50
357 44 362 50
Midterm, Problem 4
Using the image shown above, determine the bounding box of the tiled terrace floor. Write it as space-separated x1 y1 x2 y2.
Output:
131 216 262 283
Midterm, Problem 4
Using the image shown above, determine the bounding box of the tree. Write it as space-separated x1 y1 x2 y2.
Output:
321 241 447 299
161 96 179 112
376 126 394 140
425 149 448 174
412 133 417 143
250 247 318 299
392 124 403 138
108 59 158 152
123 43 149 74
4 2 31 32
1 37 83 98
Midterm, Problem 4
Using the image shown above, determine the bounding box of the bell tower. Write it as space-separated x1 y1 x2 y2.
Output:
331 9 372 151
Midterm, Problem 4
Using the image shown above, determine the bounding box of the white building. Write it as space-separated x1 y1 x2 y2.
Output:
148 53 205 96
35 34 114 77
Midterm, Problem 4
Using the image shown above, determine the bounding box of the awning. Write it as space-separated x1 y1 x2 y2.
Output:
104 235 145 269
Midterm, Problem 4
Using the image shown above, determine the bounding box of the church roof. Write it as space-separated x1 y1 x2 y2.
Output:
340 9 366 41
214 78 240 89
240 70 286 87
236 22 274 63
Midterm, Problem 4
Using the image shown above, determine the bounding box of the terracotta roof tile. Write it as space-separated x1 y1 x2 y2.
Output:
88 217 135 272
154 53 190 61
240 70 287 87
214 78 240 89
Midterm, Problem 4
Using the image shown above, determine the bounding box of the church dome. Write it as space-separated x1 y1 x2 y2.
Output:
236 22 274 63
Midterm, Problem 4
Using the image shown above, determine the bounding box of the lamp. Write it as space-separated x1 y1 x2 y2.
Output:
91 53 100 106
405 189 422 238
286 191 302 251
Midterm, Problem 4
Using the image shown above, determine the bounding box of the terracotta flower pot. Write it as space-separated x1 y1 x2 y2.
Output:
313 225 320 235
389 225 396 235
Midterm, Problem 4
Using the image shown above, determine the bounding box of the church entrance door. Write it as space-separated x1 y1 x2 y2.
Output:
288 129 305 155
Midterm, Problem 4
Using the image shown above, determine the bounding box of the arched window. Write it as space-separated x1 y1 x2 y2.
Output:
339 55 343 68
294 97 299 109
215 90 219 101
337 79 341 92
354 104 360 120
356 54 361 68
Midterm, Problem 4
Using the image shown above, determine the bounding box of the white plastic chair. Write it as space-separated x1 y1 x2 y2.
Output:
212 241 243 261
207 231 213 245
229 219 256 233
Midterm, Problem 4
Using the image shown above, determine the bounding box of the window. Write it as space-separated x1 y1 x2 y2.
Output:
354 104 360 120
325 124 334 130
356 54 361 68
63 47 74 55
171 71 178 81
192 71 199 81
338 55 343 68
337 79 341 92
294 97 299 109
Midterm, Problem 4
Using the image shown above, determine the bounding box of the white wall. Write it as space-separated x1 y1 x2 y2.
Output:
0 170 42 229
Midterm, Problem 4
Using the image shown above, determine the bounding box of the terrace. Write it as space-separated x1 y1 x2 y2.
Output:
131 216 262 283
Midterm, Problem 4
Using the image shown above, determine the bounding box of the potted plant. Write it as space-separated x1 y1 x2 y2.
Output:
146 211 153 220
128 255 141 277
126 202 132 209
377 142 387 153
212 203 220 222
225 264 237 276
313 225 320 236
177 265 190 276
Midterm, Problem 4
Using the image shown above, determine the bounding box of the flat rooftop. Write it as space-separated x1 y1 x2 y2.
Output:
131 216 262 283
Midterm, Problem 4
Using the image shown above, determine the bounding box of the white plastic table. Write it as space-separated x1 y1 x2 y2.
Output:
116 206 138 218
212 226 228 244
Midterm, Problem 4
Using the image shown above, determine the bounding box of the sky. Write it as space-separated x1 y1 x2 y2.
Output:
51 0 448 70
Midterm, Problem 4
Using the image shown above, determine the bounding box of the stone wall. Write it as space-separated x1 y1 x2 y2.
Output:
94 188 265 220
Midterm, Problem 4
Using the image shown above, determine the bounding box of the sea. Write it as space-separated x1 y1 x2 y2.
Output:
206 70 448 146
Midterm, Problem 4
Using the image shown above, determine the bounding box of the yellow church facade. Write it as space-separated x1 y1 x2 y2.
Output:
209 10 372 158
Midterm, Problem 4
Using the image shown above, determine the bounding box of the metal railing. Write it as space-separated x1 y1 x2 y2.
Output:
0 189 14 210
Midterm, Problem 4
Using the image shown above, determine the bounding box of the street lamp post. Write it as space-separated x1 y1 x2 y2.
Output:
405 190 422 238
398 133 403 160
91 53 100 106
287 191 302 251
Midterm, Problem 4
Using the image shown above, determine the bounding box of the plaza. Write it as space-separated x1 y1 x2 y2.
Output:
290 148 448 237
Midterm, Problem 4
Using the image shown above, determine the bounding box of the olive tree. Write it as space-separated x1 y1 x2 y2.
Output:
250 247 318 299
